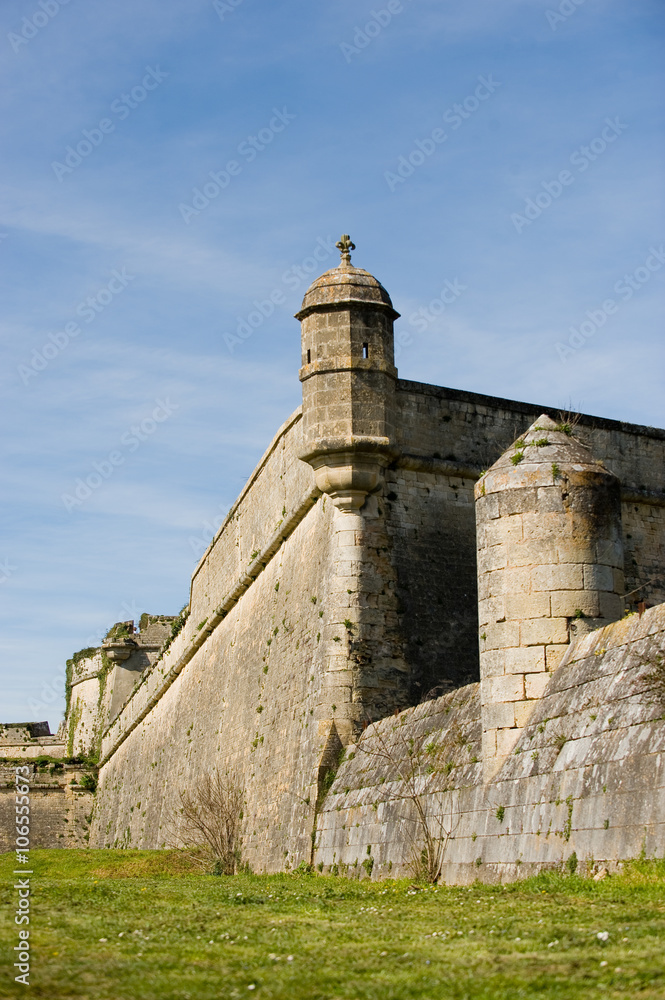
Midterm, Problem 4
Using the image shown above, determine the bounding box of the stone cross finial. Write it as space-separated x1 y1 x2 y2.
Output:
336 234 355 266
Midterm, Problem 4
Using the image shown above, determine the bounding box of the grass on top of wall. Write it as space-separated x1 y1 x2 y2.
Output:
1 850 664 999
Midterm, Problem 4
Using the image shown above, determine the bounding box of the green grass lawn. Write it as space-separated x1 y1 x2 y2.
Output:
1 851 664 999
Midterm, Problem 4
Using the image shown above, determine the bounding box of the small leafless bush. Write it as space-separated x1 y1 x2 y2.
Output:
168 769 245 874
359 723 458 883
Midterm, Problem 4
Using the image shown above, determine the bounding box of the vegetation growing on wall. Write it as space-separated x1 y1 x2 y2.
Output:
160 605 190 656
64 647 99 717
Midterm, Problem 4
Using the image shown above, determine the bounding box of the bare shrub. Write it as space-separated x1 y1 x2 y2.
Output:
358 723 458 883
169 769 245 875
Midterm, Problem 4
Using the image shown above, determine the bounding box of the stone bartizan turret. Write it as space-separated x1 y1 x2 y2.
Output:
295 237 408 746
475 414 625 777
296 235 399 511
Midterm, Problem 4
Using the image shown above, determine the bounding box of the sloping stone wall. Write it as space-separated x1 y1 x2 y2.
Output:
90 494 335 869
314 604 665 882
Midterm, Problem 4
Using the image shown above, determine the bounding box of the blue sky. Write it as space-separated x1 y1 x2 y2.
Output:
1 0 663 729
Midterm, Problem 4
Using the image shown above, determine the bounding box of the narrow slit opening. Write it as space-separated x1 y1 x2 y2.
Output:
307 349 311 364
362 343 369 359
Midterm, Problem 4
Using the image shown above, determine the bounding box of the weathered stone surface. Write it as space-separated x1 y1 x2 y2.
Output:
315 606 664 881
0 763 94 850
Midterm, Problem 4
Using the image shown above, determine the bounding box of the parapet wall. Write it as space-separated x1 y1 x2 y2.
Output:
314 604 665 881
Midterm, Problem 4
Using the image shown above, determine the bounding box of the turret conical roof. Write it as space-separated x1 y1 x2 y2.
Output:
476 414 617 497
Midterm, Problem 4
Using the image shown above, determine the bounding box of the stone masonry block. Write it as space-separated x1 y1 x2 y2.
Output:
482 545 508 572
478 493 500 519
550 590 600 618
531 564 584 592
506 646 546 674
600 591 624 620
335 530 357 547
498 487 538 516
536 486 564 512
482 728 497 759
596 537 624 568
498 568 531 595
484 621 520 650
583 564 614 591
546 644 569 671
496 727 521 759
504 593 550 621
556 540 594 565
325 655 351 673
486 673 525 703
507 539 558 567
335 545 363 562
484 517 523 547
521 511 567 540
483 702 516 730
323 685 353 705
478 597 505 628
479 649 506 680
514 701 536 728
477 574 491 601
520 617 569 646
525 672 552 699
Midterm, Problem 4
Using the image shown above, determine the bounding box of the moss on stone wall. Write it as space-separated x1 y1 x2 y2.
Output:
64 647 99 717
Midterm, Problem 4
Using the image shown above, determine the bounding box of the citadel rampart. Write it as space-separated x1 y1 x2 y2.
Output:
315 604 665 882
6 239 665 878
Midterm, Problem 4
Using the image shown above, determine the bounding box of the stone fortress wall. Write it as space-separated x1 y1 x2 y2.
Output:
315 604 665 881
4 238 664 876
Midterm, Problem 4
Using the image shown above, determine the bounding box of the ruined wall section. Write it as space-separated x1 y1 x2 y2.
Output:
0 764 94 850
315 604 665 882
0 724 65 762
